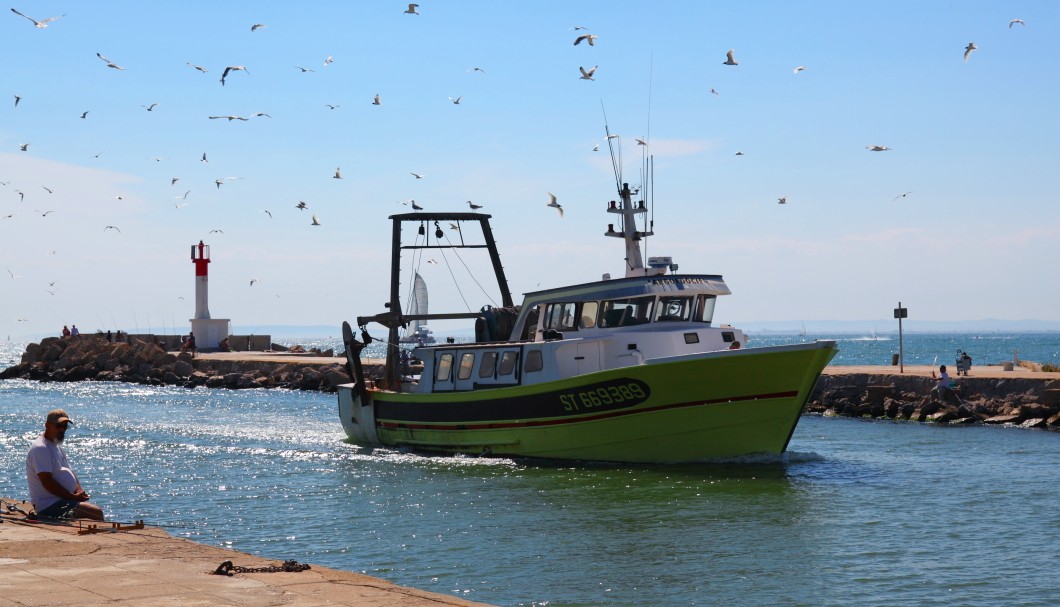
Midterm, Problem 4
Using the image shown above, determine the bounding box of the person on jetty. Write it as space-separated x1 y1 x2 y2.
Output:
931 365 954 402
219 336 230 352
61 325 71 337
70 324 79 337
26 409 105 521
181 331 197 356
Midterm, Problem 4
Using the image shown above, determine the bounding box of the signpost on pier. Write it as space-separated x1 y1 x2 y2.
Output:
894 302 908 373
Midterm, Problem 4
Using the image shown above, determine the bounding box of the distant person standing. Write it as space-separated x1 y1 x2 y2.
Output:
106 330 113 342
26 409 105 521
182 331 196 356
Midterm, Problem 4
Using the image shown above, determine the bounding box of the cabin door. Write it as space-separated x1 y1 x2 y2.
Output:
431 350 457 392
576 341 602 375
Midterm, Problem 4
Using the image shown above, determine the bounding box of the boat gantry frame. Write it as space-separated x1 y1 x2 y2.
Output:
354 212 514 388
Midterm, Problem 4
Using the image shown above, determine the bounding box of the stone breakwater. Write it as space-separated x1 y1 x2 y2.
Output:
810 373 1060 429
0 336 366 392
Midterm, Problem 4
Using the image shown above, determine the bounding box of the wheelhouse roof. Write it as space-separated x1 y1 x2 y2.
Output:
519 274 731 308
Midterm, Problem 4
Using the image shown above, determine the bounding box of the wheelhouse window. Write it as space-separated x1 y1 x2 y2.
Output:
435 353 454 381
693 295 717 324
457 352 475 380
579 301 599 329
655 296 692 322
543 302 578 331
479 351 498 378
498 351 519 376
525 349 543 372
599 296 654 328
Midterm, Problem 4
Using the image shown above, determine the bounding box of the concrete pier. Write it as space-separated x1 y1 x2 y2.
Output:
0 500 493 607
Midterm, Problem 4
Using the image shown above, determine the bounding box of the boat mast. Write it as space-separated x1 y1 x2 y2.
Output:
605 182 660 278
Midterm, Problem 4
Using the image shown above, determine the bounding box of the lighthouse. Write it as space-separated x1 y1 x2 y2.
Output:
189 241 230 349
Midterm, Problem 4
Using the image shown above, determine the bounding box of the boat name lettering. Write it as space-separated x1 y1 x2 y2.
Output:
651 278 712 286
560 379 650 413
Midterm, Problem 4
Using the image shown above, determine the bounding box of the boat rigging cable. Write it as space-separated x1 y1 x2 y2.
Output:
643 52 654 265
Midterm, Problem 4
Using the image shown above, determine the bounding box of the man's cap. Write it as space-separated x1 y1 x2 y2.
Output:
46 409 73 425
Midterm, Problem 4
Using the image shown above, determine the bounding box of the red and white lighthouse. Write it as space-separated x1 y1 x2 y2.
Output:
189 241 230 349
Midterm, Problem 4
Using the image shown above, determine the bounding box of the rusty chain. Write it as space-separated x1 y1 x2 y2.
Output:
213 559 311 575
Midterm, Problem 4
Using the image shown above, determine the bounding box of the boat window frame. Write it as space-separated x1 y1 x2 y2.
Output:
599 296 655 328
479 351 498 378
498 351 519 376
457 352 475 380
435 353 454 382
693 294 717 324
543 302 578 331
655 296 693 322
579 301 599 329
524 349 543 372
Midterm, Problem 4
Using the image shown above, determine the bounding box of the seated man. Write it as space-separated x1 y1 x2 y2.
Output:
26 409 105 521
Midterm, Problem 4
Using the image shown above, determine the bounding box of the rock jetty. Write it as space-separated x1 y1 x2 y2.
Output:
810 373 1060 429
0 336 357 392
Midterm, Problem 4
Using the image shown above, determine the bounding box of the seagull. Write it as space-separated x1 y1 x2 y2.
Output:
709 88 719 95
262 209 272 218
96 52 125 70
964 42 977 63
215 179 224 189
311 214 321 226
1009 19 1025 28
410 172 424 179
546 192 564 217
220 65 248 86
142 103 159 111
411 200 424 210
635 138 647 146
209 229 223 234
252 112 271 118
574 33 598 46
296 66 316 73
171 177 180 185
324 55 334 66
426 258 438 265
570 25 588 31
7 268 22 279
324 104 339 109
723 49 738 66
42 186 53 194
13 94 20 107
209 115 249 121
793 65 806 74
468 67 486 74
449 223 460 231
15 190 24 202
333 167 343 179
250 278 259 286
892 191 913 201
173 202 189 209
449 96 463 104
201 152 208 162
19 143 29 151
579 65 597 80
80 111 89 119
372 94 381 105
467 200 483 210
10 8 64 28
404 3 419 15
104 225 121 233
36 209 55 216
593 144 600 151
778 197 787 205
296 201 308 210
187 62 208 73
250 23 266 31
866 145 891 152
176 190 191 200
735 151 744 156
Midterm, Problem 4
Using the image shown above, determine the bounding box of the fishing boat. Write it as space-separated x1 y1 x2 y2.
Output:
338 175 837 463
399 273 436 345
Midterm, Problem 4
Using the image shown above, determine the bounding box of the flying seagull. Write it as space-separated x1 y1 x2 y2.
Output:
468 67 486 74
13 94 20 107
209 229 223 234
250 23 266 31
635 138 647 146
546 192 564 217
36 209 54 216
187 62 208 73
42 186 53 194
723 49 738 66
778 197 787 205
176 190 191 200
220 65 248 86
793 65 807 74
1009 19 1025 28
410 172 424 179
19 143 29 151
333 167 343 179
324 104 339 109
735 151 744 156
142 103 159 111
709 88 719 95
892 191 913 201
404 4 419 15
104 225 121 233
866 145 891 152
96 52 125 70
250 278 259 286
209 115 249 121
215 179 224 189
171 177 180 185
449 96 463 104
311 214 321 226
579 65 597 80
964 42 977 63
372 94 381 105
324 55 334 66
296 201 308 210
80 111 89 119
593 144 600 151
467 200 483 210
252 112 271 118
201 152 208 162
10 8 64 28
262 209 272 218
574 33 598 46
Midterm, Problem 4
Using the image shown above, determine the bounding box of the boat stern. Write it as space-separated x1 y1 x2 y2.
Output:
337 383 379 445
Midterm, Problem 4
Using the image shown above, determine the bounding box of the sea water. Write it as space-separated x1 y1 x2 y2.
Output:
1 338 1058 607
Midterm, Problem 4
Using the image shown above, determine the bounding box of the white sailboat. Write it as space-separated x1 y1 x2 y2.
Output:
400 272 436 344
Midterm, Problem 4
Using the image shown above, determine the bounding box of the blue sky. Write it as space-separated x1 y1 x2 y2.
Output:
3 1 1058 340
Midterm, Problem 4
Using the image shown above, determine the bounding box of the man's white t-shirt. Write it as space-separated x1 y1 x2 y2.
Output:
26 435 79 511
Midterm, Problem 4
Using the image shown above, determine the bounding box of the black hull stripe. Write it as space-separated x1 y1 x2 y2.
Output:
377 390 800 432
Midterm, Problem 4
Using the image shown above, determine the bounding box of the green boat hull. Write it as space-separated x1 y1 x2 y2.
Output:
339 341 837 463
